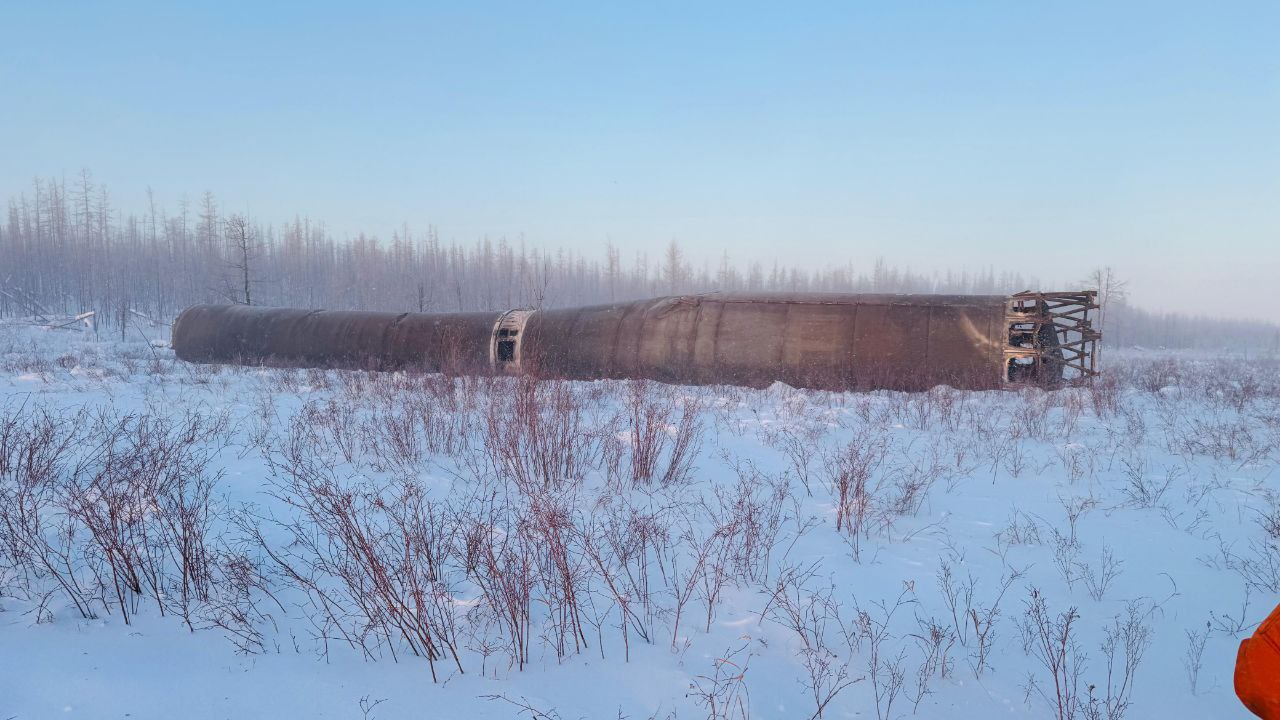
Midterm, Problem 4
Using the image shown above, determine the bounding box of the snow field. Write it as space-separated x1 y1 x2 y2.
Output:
1 323 1277 719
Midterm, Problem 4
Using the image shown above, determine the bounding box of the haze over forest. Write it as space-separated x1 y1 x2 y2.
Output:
4 3 1277 330
1 171 1276 353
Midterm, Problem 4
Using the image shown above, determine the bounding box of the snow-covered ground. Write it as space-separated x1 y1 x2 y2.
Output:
1 321 1276 720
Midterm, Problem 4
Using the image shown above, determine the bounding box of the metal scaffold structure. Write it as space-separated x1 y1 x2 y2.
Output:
1005 290 1101 383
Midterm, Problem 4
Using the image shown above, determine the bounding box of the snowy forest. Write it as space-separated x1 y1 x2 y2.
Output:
2 172 1276 352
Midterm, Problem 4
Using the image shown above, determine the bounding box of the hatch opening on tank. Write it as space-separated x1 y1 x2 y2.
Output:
496 329 517 362
490 309 535 373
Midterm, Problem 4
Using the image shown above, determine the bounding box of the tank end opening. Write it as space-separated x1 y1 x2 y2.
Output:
490 309 535 374
1004 291 1101 386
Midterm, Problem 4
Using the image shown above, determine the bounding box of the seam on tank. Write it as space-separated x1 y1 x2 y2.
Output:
924 305 934 388
689 296 704 371
374 313 410 368
711 299 726 368
609 302 638 377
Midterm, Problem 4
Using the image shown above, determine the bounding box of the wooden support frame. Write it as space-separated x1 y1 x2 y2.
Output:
1004 290 1100 384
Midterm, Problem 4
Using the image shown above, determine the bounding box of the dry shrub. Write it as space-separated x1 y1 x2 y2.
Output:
1017 588 1152 720
485 377 601 492
0 401 230 628
821 425 888 560
256 438 469 680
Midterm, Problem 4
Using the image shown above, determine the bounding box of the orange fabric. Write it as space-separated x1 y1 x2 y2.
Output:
1237 601 1280 719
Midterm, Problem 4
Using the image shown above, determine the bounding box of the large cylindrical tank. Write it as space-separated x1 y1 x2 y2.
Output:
522 293 1008 391
171 304 499 373
172 293 1035 391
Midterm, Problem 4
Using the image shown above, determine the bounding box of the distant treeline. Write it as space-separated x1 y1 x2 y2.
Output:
2 172 1276 352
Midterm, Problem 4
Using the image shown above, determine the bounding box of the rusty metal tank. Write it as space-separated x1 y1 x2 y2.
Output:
171 291 1099 391
170 304 498 373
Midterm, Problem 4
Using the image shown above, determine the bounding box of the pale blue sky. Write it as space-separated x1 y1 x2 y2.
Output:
2 1 1277 319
